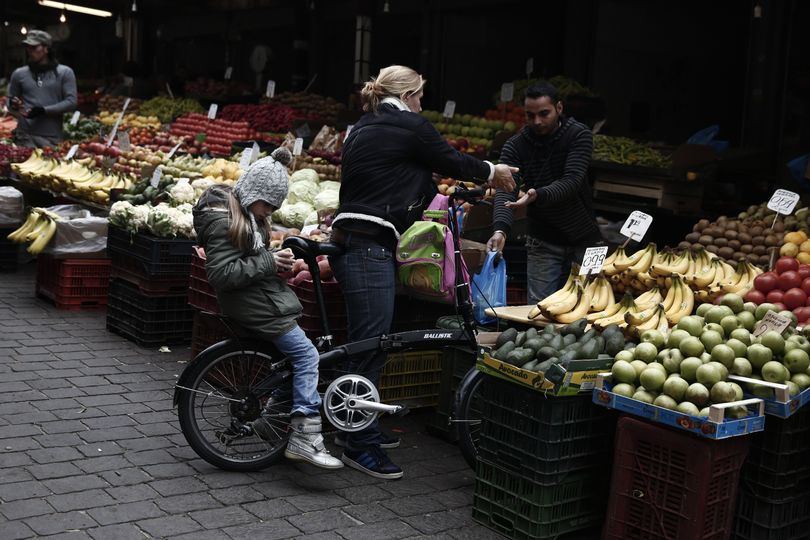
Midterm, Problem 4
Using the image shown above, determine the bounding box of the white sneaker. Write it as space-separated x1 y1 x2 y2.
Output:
285 416 344 469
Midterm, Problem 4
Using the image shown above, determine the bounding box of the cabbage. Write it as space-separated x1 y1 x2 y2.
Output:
319 180 341 192
313 189 339 212
290 168 319 184
303 210 319 227
287 179 319 205
277 201 315 229
147 202 195 238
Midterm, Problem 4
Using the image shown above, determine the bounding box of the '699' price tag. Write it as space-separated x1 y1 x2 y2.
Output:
767 189 800 215
579 246 609 275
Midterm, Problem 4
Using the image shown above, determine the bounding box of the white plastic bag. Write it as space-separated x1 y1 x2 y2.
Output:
41 204 108 256
0 186 24 226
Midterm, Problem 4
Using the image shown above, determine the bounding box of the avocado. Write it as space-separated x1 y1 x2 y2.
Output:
579 328 598 344
495 328 518 348
548 334 564 350
522 359 539 371
515 331 527 347
525 328 538 341
562 334 577 347
559 349 578 364
605 333 625 356
506 348 535 366
536 359 554 373
542 324 557 336
523 338 545 353
577 339 600 359
624 341 636 351
493 341 516 360
561 318 588 338
536 346 559 361
593 336 605 354
601 324 621 338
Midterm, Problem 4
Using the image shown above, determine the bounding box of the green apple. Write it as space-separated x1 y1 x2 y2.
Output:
641 329 666 350
615 350 634 363
663 376 689 401
760 330 786 357
731 357 753 377
696 363 722 387
654 394 679 410
705 323 725 337
791 372 810 391
730 327 752 345
640 366 667 391
755 303 779 321
696 303 713 317
709 361 729 380
632 390 656 404
685 382 710 407
706 305 734 325
680 336 705 358
662 349 684 374
710 381 737 403
613 383 636 397
676 316 704 337
762 361 789 383
779 310 799 327
720 293 745 314
700 330 724 353
747 344 773 370
720 315 743 336
630 360 649 378
667 329 691 348
784 349 810 374
612 360 637 384
786 335 810 355
680 357 703 382
701 352 713 364
676 401 700 416
710 344 735 369
787 381 801 396
726 338 748 358
743 301 758 314
736 311 756 331
634 342 659 363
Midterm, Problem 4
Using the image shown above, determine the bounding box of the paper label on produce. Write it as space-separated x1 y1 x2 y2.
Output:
224 66 233 80
265 80 276 98
753 311 791 337
150 167 162 188
293 138 304 156
65 144 79 160
208 104 218 120
165 83 174 99
442 100 456 119
166 141 182 159
620 211 653 242
344 124 354 141
526 57 534 76
117 132 131 152
579 246 609 275
69 111 80 126
767 189 799 215
295 123 311 138
500 83 514 103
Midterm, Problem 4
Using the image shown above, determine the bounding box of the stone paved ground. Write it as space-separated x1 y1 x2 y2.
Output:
0 262 504 540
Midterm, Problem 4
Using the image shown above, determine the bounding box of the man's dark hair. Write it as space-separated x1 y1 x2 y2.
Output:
525 82 559 103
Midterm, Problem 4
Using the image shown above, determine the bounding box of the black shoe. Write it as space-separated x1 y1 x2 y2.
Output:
341 447 403 479
334 431 400 449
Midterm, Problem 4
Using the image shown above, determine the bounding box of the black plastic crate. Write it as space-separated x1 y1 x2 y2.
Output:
0 228 19 272
478 375 614 483
734 489 810 540
106 278 193 347
106 225 194 276
108 278 189 313
473 459 607 540
106 311 192 347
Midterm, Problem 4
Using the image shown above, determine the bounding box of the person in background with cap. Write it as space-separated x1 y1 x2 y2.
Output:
7 30 77 148
192 147 343 471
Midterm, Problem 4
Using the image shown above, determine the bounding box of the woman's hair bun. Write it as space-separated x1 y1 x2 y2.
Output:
271 146 293 166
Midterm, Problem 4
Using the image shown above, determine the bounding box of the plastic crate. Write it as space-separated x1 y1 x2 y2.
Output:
190 310 232 359
106 225 194 276
604 416 751 540
733 489 810 540
473 459 606 540
427 346 477 441
0 228 19 272
108 278 189 312
289 278 343 304
478 374 614 483
35 255 111 310
380 350 442 409
506 286 527 305
106 278 193 347
110 254 189 296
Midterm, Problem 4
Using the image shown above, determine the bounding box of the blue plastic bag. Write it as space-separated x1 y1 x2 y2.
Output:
687 125 720 145
471 251 507 325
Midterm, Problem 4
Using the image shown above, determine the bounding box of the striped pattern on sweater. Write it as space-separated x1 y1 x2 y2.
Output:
492 117 600 245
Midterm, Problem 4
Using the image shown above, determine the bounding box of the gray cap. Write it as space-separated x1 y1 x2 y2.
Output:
22 30 53 47
233 147 293 210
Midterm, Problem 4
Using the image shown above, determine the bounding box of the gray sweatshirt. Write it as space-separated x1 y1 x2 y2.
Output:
7 63 77 139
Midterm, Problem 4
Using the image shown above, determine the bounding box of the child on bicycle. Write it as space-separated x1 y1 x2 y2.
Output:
192 147 342 470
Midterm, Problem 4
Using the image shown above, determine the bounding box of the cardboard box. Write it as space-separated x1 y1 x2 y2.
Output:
460 239 487 275
729 374 810 418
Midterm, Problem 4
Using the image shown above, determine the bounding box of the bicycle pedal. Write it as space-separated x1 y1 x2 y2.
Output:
392 405 410 417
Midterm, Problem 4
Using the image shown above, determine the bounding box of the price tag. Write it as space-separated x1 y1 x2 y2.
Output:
620 211 654 242
224 66 233 80
300 224 318 236
166 141 182 159
208 103 218 120
526 57 534 76
150 167 162 188
442 100 456 119
500 83 514 103
753 311 791 337
117 132 131 153
239 146 253 170
65 144 79 160
122 97 131 113
265 79 276 98
69 111 80 126
250 141 260 162
295 123 311 138
579 246 609 275
344 124 354 141
293 138 304 156
106 115 123 146
165 83 174 99
767 189 799 215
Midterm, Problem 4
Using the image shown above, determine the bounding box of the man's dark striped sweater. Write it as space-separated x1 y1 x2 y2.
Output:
493 116 600 245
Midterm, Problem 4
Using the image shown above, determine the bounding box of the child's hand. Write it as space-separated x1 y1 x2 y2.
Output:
273 248 294 274
504 188 537 209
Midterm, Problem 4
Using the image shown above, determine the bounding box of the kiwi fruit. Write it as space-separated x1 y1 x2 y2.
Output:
726 221 738 231
718 246 734 259
752 245 767 256
724 229 738 240
699 235 714 245
692 243 705 251
759 254 770 265
728 239 741 250
764 234 778 247
678 241 691 250
773 220 785 232
746 253 760 264
685 232 700 243
750 225 764 236
752 235 765 246
740 244 754 254
715 237 729 248
733 251 746 261
737 232 752 244
705 245 719 254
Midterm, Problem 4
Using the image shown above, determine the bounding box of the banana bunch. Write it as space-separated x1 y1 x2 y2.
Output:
661 273 695 324
590 293 638 330
713 260 763 296
589 275 616 312
650 249 690 277
623 304 669 337
11 149 58 178
6 208 60 254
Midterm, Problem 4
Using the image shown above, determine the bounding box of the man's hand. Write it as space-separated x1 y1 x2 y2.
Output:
505 188 537 209
486 231 506 265
24 106 45 118
273 247 294 274
9 97 22 111
491 163 518 192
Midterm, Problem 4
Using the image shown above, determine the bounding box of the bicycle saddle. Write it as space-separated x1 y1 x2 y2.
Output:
282 235 344 260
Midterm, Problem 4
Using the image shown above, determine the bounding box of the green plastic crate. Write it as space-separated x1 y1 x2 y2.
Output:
427 346 477 441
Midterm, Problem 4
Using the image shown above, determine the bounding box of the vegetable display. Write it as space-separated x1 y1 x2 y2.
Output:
593 134 672 168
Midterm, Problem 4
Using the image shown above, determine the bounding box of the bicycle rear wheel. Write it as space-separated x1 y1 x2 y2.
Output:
176 340 293 472
455 367 484 470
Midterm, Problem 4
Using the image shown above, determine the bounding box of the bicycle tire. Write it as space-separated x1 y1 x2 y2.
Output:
454 367 484 470
176 339 293 472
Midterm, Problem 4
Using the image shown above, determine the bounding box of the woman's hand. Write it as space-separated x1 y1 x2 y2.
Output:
505 188 537 209
491 163 518 192
273 248 294 274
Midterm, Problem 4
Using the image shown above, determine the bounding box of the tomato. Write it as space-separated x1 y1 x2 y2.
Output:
766 289 784 304
784 288 809 310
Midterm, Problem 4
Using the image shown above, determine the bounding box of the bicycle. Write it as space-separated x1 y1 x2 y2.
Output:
173 187 487 472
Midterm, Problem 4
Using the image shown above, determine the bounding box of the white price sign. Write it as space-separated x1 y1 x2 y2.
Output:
239 142 259 170
753 310 792 337
117 132 131 153
526 57 534 76
620 211 654 242
250 141 259 162
344 124 354 141
224 66 233 80
579 246 609 275
150 167 162 188
293 138 304 156
166 141 183 159
500 83 514 103
64 144 79 160
442 100 456 119
69 111 80 126
207 103 218 120
265 79 276 98
767 189 800 215
165 83 174 99
122 97 131 112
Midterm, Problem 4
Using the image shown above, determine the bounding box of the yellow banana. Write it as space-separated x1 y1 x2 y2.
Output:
27 217 57 255
604 246 628 275
626 244 656 275
538 282 577 310
629 304 666 337
650 251 690 277
542 284 583 316
615 243 655 272
666 279 694 325
624 303 661 326
635 287 663 310
593 294 637 329
553 286 594 324
528 306 543 320
23 215 50 242
587 298 623 323
7 210 42 242
692 258 719 289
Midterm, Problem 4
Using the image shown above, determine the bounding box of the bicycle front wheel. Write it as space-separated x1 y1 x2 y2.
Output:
176 340 293 472
455 367 485 470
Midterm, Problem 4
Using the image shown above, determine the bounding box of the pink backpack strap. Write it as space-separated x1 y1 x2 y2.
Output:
423 193 450 223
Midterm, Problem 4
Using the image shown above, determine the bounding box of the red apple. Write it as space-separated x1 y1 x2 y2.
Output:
799 265 810 280
766 289 784 304
774 302 787 312
783 288 808 310
793 306 810 322
775 257 800 274
754 272 778 293
744 289 766 304
802 277 810 297
778 271 802 291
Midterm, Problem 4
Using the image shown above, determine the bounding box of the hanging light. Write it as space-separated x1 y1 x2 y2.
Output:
59 12 67 23
37 1 112 17
383 1 390 13
131 0 137 12
21 25 28 35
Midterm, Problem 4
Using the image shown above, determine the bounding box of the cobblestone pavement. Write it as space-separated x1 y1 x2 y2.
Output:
0 263 503 539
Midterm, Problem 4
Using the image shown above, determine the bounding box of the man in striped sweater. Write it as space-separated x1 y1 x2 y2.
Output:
487 82 602 303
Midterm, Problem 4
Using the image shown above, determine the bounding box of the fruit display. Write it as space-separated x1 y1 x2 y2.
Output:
592 134 672 168
264 91 346 125
286 253 336 283
108 199 194 239
421 110 508 154
169 113 260 156
0 115 18 139
483 101 524 128
744 256 810 326
488 320 631 374
97 111 162 130
291 152 341 182
98 95 141 113
0 143 33 176
5 207 61 254
184 77 253 99
220 103 295 133
779 226 810 263
492 75 598 105
62 114 102 142
139 96 204 123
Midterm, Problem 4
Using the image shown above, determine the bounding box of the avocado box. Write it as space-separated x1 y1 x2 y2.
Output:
593 373 766 439
729 374 810 418
475 332 611 395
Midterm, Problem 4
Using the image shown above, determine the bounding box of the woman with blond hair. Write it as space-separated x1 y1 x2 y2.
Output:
330 65 517 479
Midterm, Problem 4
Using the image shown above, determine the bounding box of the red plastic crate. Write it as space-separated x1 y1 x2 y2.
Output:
35 255 111 310
604 416 750 540
188 246 221 313
190 310 232 359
